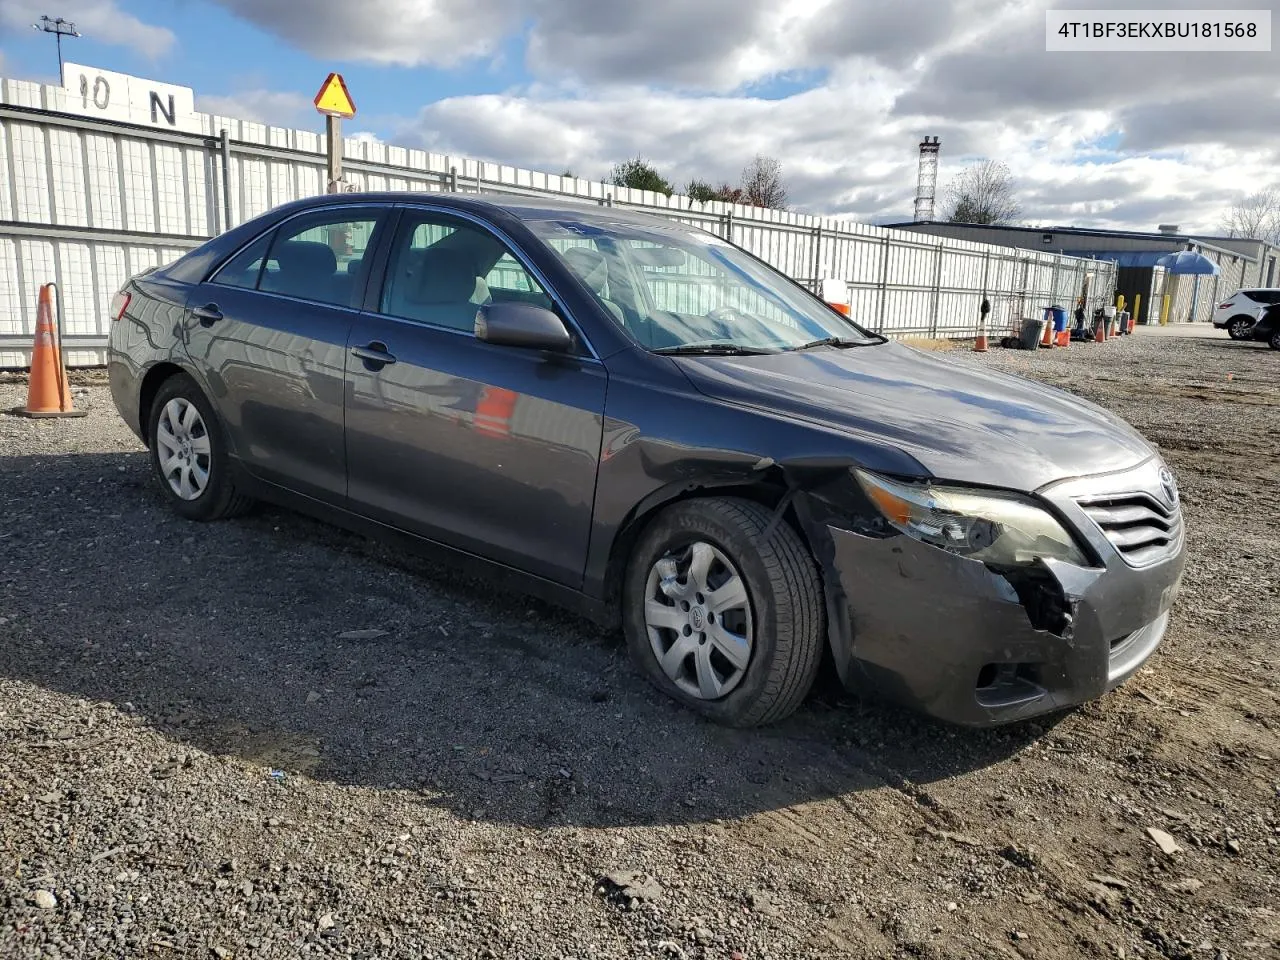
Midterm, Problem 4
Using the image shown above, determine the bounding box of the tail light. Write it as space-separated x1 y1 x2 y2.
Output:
1218 301 1234 309
110 291 131 322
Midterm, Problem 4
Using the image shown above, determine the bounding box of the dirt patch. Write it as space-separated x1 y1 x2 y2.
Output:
2 330 1278 959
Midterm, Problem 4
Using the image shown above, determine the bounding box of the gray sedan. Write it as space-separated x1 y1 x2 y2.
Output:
107 193 1185 727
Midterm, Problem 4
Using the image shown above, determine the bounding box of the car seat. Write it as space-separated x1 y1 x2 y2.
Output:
393 247 482 331
261 240 339 302
562 247 626 324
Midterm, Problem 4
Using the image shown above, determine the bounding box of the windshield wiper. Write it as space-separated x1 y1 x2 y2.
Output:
653 343 779 356
793 336 867 350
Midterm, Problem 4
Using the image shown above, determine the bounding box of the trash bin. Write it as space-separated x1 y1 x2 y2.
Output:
1050 305 1067 332
1020 317 1045 351
1039 308 1056 348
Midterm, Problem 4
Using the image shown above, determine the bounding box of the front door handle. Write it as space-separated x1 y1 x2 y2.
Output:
192 303 223 326
351 341 397 369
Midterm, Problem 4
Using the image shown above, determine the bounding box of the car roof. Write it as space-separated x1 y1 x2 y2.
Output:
288 190 697 230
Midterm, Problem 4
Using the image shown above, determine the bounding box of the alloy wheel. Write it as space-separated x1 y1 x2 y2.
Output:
643 541 754 700
1228 318 1253 340
155 397 211 500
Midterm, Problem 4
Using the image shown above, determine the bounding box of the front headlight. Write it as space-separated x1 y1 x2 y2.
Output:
854 469 1091 567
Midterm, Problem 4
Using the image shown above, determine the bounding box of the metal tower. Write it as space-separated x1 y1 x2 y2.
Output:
914 136 941 222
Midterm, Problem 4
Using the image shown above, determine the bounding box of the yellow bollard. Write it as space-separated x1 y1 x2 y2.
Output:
1133 294 1142 328
1116 294 1126 313
1160 294 1171 326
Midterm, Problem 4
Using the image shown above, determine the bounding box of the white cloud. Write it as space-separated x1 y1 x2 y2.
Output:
396 65 1279 233
211 0 525 68
198 90 315 129
128 0 1280 232
0 0 174 59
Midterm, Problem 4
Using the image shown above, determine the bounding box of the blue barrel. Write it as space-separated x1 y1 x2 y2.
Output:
1050 305 1067 331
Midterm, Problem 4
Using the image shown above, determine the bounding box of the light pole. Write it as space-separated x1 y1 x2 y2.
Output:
32 16 80 81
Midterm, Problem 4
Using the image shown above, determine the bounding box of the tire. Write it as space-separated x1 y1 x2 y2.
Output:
1269 330 1280 351
622 497 824 727
147 373 252 521
1226 316 1255 340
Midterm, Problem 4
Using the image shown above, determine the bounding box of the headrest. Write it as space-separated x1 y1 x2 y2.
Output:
273 240 336 278
410 248 477 304
562 246 609 294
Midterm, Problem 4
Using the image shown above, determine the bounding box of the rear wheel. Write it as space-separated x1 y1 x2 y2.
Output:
147 374 252 521
1227 316 1255 340
1269 330 1280 351
623 497 824 727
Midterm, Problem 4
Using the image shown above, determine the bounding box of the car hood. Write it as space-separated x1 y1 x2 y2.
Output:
675 341 1155 492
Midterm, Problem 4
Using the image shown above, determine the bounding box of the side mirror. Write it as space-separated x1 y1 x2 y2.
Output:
475 301 573 352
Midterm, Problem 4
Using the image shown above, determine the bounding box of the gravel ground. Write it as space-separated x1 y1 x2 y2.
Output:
1 329 1277 959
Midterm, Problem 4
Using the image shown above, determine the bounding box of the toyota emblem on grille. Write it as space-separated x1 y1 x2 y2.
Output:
1159 466 1179 506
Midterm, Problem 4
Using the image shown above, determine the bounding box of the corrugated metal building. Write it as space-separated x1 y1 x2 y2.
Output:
887 222 1280 325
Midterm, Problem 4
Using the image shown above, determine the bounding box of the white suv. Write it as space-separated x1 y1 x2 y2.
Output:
1213 288 1280 339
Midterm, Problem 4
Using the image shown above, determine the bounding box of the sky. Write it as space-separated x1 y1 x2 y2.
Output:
0 0 1276 232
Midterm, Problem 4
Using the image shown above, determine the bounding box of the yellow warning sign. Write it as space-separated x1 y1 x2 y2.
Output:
313 72 356 118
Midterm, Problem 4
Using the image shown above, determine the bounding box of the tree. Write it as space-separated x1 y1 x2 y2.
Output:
741 154 788 209
609 156 674 196
714 184 745 204
1220 186 1280 245
684 178 718 203
942 159 1021 225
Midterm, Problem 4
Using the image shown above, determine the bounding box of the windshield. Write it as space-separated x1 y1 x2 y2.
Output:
526 217 880 352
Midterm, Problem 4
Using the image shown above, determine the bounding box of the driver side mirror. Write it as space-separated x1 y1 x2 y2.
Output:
475 301 573 352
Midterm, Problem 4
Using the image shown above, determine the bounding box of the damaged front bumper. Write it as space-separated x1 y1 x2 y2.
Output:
822 501 1186 727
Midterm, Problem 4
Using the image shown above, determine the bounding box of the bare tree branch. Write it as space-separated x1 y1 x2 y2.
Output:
1220 187 1280 245
741 155 789 209
941 159 1021 225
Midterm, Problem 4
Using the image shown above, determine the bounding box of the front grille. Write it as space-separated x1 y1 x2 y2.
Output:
1076 492 1182 567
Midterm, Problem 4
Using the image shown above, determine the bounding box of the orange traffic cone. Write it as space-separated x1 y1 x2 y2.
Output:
12 284 86 419
1040 317 1054 348
974 321 988 353
1094 317 1105 343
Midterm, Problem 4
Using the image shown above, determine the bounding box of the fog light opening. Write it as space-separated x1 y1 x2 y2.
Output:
975 662 1046 708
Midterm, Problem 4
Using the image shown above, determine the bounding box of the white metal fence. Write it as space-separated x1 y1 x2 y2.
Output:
0 74 1115 367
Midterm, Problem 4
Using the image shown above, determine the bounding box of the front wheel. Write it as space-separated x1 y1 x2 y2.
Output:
623 497 825 727
147 373 252 521
1227 316 1254 340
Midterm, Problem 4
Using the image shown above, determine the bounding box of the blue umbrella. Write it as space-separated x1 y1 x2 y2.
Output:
1155 250 1220 275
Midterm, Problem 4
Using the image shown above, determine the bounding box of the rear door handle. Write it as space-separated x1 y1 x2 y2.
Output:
351 341 397 368
192 303 223 326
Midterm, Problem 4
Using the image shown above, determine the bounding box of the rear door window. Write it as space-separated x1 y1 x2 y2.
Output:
260 213 382 309
210 233 272 290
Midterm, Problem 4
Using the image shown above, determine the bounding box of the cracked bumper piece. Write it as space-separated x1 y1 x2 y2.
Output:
827 525 1185 726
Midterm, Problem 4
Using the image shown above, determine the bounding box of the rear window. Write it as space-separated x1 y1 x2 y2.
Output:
1242 289 1280 304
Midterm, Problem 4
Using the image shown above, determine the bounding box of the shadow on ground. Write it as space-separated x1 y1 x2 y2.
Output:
1 450 1053 829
